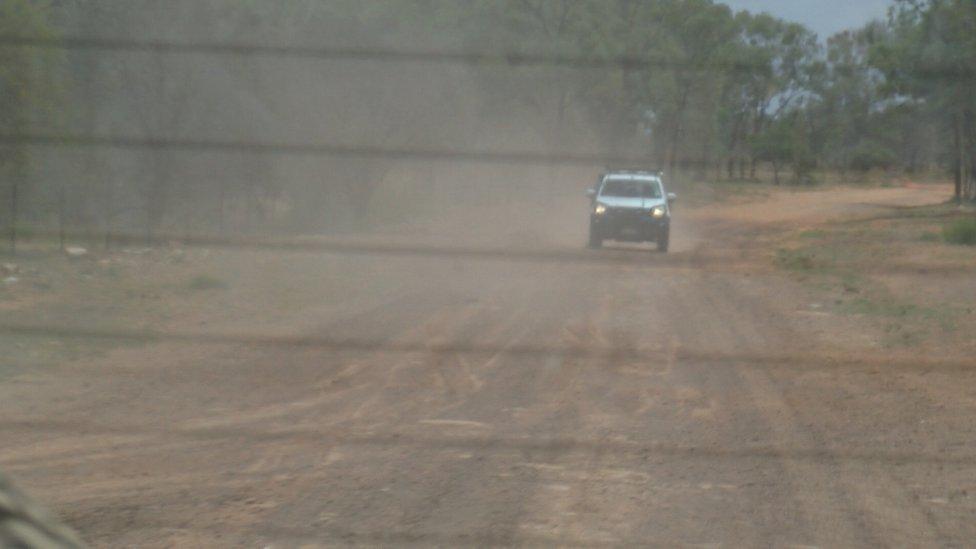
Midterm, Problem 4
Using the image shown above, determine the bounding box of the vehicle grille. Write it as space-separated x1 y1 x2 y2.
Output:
607 208 646 221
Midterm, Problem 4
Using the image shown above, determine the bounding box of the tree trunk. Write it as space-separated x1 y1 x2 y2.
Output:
954 112 964 202
669 81 691 176
668 118 682 176
58 181 67 251
145 151 173 246
146 175 166 246
699 131 711 181
217 179 227 235
750 106 767 180
965 111 976 201
8 178 18 255
726 115 742 181
103 178 114 250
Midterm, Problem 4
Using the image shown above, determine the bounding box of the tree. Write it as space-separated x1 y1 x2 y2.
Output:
752 110 816 184
751 117 792 185
807 28 884 178
871 0 976 200
0 0 61 253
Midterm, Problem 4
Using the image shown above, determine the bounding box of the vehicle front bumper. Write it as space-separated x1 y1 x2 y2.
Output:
591 210 669 242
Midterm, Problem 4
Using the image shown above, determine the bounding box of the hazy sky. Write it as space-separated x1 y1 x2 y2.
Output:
720 0 893 39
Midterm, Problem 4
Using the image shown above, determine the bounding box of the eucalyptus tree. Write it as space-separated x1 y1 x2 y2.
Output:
871 0 976 200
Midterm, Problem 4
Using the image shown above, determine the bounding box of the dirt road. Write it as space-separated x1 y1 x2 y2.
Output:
3 184 975 547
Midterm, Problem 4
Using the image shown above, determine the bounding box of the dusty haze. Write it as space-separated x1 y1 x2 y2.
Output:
4 2 976 548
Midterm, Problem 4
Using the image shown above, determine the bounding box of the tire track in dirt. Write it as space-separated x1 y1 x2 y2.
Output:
247 264 601 546
508 279 618 545
381 268 611 545
3 183 967 547
192 291 549 543
704 273 953 547
1 287 494 546
624 271 848 547
695 274 886 547
181 299 486 431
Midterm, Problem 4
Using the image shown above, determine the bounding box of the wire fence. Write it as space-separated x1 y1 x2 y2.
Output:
4 416 974 467
1 36 969 369
3 35 973 81
0 131 649 167
2 29 974 549
2 33 713 271
0 35 765 72
19 228 703 266
4 321 974 371
0 33 967 353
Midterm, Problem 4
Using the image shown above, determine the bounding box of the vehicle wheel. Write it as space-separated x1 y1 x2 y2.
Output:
656 231 669 253
588 230 603 249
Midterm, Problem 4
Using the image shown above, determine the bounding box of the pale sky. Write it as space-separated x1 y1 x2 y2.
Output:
720 0 893 39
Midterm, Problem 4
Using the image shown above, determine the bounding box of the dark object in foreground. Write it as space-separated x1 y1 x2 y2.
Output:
0 473 85 548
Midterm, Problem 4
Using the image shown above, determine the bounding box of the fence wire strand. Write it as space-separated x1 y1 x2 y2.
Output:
0 34 967 374
1 35 762 73
4 417 974 466
0 131 651 167
3 322 974 371
1 35 972 80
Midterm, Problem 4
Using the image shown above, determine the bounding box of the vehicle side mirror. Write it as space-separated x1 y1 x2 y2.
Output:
586 188 597 198
667 192 677 203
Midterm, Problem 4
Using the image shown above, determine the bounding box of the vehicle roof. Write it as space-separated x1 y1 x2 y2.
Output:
602 171 663 182
604 168 662 176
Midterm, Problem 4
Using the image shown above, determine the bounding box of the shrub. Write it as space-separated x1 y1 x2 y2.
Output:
943 218 976 245
849 141 897 173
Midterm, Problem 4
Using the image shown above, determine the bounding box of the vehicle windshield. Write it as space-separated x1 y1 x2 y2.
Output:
601 179 662 199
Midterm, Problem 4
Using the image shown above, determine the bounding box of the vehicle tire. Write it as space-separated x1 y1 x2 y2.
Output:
588 229 603 249
656 230 669 253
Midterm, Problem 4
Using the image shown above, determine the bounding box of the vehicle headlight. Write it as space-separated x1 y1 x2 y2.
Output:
594 204 607 215
651 206 666 218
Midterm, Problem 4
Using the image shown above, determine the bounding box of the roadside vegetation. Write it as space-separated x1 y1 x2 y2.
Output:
0 248 216 379
774 199 976 350
943 218 976 246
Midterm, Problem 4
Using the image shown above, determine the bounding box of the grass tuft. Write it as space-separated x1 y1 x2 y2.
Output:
798 229 826 239
943 218 976 245
187 274 227 291
775 248 820 272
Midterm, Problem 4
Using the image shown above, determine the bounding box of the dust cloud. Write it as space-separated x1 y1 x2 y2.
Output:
28 1 629 251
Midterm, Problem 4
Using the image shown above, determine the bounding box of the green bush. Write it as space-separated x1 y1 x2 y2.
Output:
943 218 976 246
849 141 897 173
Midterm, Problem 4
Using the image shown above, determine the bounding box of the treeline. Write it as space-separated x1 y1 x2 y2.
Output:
1 0 975 250
426 0 973 191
